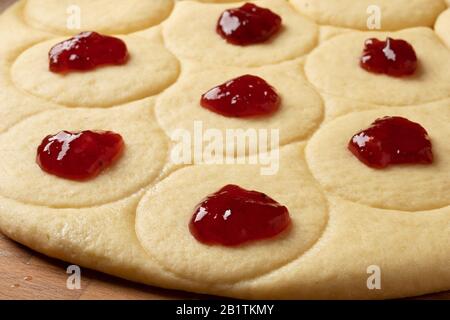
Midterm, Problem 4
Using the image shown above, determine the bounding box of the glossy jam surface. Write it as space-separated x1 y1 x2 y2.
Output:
348 116 433 169
49 32 129 73
37 130 124 181
360 37 418 77
190 184 291 246
200 74 281 118
217 3 282 46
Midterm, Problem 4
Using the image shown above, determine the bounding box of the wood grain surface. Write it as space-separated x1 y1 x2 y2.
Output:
0 232 208 300
1 0 14 11
0 0 448 300
1 233 449 300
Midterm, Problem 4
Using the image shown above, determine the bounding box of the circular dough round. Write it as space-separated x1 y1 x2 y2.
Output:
156 60 324 153
290 0 446 30
24 0 174 35
435 9 450 49
0 0 448 300
238 196 450 299
163 0 318 67
305 104 450 211
0 100 169 208
136 143 329 283
305 28 450 106
11 35 180 108
0 1 58 133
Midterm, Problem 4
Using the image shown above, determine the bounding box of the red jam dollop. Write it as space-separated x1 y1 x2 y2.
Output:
200 74 281 118
217 3 282 46
49 31 129 73
37 130 124 181
360 37 418 77
348 116 433 169
189 184 291 246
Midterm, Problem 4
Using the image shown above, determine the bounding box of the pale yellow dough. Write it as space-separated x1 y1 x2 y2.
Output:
11 35 180 108
163 0 318 67
1 143 448 299
136 143 328 284
318 25 352 43
290 0 446 30
306 104 450 211
0 0 449 300
0 100 169 208
195 0 244 2
0 192 204 295
435 9 450 49
156 59 323 152
305 28 450 106
24 0 174 35
229 197 450 299
321 94 450 122
187 0 241 3
0 1 57 133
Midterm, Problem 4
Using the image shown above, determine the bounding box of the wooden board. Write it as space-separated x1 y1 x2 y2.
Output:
1 234 449 300
1 0 15 12
0 0 448 300
0 233 207 300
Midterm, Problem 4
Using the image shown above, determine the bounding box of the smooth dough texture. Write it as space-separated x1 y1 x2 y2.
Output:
136 143 328 284
321 94 450 122
290 0 446 30
0 0 449 300
0 1 57 133
163 0 318 67
305 28 450 106
156 59 323 153
306 104 450 211
0 100 169 208
0 192 205 295
11 35 180 108
196 0 244 2
318 25 352 43
228 197 450 299
1 145 448 299
435 9 450 49
24 0 174 35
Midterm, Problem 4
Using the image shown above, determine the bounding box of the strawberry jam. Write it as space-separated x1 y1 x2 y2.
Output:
360 37 418 77
189 185 291 246
37 130 124 181
348 117 433 169
200 74 281 118
217 3 282 46
49 32 129 73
